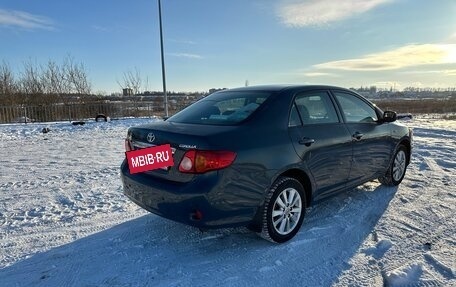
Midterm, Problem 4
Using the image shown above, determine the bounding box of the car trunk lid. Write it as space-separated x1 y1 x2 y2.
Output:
126 120 235 182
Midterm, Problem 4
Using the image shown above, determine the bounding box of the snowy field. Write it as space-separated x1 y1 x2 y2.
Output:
0 116 455 287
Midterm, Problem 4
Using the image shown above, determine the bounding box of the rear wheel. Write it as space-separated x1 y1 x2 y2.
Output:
379 145 408 186
259 176 306 243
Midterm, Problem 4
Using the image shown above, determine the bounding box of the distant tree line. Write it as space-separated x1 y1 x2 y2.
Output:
402 86 456 93
0 56 92 106
351 85 456 94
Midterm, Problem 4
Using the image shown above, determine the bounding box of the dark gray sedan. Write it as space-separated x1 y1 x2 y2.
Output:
121 85 412 243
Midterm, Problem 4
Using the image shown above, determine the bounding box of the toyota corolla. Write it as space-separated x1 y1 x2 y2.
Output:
120 85 412 243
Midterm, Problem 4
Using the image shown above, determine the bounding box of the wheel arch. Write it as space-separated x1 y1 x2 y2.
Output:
248 168 313 233
280 169 312 207
398 138 412 165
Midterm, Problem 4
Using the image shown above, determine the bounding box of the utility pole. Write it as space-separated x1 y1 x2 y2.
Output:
158 0 168 117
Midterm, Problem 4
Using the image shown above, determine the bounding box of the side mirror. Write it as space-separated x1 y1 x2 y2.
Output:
382 111 397 123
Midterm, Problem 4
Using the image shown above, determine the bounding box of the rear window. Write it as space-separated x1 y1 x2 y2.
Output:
168 91 271 125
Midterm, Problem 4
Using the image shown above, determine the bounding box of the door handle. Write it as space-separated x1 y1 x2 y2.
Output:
352 132 364 140
299 137 315 146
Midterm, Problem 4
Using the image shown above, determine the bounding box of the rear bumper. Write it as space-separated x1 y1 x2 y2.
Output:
120 160 258 229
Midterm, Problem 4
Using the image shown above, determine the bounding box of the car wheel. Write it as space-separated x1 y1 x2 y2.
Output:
259 176 306 243
379 145 408 186
95 114 107 122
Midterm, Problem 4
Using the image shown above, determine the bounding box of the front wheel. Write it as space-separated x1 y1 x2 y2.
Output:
379 145 408 186
259 177 306 243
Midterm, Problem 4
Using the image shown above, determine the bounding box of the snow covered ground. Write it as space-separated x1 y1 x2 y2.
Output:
0 115 454 287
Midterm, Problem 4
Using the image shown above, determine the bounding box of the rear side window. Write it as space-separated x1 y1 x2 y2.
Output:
168 91 271 125
290 91 339 125
288 104 302 127
334 92 378 123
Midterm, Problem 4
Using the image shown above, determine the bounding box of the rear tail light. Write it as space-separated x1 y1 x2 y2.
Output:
178 150 236 174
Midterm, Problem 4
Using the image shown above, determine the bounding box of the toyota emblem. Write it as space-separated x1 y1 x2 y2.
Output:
146 133 155 143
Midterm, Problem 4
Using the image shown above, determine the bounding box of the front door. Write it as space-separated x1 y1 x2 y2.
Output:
332 91 393 185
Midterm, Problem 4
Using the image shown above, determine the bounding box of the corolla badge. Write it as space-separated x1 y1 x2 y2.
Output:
179 144 197 149
146 132 155 143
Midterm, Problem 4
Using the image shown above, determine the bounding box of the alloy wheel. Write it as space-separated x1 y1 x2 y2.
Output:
393 150 406 182
271 187 302 235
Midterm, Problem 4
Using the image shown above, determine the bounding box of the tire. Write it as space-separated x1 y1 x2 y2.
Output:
259 176 306 243
379 145 408 186
95 114 107 122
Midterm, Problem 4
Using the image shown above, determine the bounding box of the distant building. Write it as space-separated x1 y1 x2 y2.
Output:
209 88 226 94
123 88 133 96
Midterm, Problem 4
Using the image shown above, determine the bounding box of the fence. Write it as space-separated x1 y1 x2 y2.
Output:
0 102 174 124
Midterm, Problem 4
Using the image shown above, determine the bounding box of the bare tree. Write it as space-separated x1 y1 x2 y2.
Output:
1 55 93 107
20 59 44 96
39 60 69 104
0 61 18 105
63 56 91 96
0 61 16 94
41 60 68 95
0 61 16 91
17 59 46 105
117 67 142 95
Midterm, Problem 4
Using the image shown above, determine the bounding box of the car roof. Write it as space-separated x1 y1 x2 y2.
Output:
223 84 353 93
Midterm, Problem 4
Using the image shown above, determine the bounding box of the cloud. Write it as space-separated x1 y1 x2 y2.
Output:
449 32 456 43
92 25 109 32
445 69 456 76
314 44 456 71
0 9 54 30
169 39 196 45
278 0 392 27
167 53 203 59
304 72 338 77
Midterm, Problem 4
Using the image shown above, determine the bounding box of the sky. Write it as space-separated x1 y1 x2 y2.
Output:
0 0 455 94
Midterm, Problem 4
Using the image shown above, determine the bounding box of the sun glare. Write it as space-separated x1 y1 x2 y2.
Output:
444 44 456 63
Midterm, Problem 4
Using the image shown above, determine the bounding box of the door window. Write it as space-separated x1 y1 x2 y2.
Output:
290 91 339 125
334 92 378 123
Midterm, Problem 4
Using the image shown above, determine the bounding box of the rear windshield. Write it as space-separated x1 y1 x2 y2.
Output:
168 91 271 125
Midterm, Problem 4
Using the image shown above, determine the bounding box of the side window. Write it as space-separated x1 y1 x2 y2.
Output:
334 92 378 123
288 104 302 127
293 91 339 125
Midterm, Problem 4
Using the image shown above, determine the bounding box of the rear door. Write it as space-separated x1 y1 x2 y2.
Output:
288 90 353 199
332 91 392 184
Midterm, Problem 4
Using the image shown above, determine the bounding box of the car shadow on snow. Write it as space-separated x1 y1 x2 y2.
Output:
0 183 398 287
